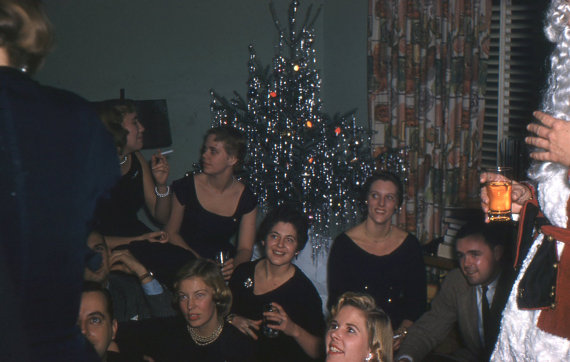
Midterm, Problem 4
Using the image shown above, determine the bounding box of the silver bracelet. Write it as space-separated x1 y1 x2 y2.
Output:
154 185 170 197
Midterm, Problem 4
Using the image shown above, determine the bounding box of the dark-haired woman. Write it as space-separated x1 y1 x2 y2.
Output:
228 205 325 362
166 126 257 280
327 172 426 347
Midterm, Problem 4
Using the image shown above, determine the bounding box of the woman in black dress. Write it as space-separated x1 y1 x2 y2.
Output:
228 205 325 362
166 126 257 280
94 99 172 248
327 172 426 347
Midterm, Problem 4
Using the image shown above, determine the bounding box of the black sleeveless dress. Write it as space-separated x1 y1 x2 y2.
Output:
171 174 257 260
95 155 194 287
94 154 150 236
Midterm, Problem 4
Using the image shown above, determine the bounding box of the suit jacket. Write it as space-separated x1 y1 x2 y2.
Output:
397 267 514 361
108 272 176 322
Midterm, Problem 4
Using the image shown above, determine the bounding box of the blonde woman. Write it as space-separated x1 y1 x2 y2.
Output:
116 259 256 361
327 292 393 362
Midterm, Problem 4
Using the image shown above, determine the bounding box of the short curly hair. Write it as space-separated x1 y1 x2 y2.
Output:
94 99 137 154
256 204 310 252
202 126 247 173
0 0 54 73
174 258 232 320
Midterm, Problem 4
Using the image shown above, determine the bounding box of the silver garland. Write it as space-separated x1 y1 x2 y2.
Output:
207 0 374 260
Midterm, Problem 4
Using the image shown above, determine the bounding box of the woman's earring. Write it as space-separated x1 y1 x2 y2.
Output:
365 352 373 361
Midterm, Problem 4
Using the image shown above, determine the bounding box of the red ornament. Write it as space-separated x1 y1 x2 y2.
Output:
308 157 314 164
306 121 313 128
270 91 277 98
334 127 341 136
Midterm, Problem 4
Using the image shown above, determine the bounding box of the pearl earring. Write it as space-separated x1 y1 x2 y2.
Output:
365 352 373 361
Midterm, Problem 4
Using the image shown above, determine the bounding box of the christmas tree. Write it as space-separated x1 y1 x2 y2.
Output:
208 0 374 255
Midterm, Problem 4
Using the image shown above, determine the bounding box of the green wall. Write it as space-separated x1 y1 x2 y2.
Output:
37 0 368 181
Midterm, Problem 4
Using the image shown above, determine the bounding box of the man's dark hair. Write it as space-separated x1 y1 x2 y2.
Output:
455 221 515 262
82 281 114 320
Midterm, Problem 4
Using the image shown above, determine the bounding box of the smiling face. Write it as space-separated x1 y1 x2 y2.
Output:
456 234 503 286
263 221 299 267
326 305 370 362
201 134 237 175
121 112 144 153
366 180 399 225
177 277 219 333
78 291 117 358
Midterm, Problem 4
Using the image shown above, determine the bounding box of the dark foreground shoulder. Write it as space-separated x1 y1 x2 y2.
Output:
219 322 258 362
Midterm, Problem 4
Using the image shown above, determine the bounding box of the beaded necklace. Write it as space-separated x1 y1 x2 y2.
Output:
186 322 223 346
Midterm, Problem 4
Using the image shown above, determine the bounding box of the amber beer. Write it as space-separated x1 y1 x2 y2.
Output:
487 181 512 221
485 166 513 222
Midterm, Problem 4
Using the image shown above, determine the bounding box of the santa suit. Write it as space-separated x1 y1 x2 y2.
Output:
491 171 570 361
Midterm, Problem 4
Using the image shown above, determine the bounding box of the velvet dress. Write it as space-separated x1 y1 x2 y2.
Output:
94 154 149 237
327 233 427 329
229 259 326 362
171 174 257 260
117 317 257 362
94 155 193 287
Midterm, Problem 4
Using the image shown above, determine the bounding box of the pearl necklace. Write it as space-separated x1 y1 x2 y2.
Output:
187 323 223 346
119 155 128 166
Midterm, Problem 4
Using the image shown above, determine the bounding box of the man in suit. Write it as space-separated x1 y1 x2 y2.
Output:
84 231 176 322
396 222 515 361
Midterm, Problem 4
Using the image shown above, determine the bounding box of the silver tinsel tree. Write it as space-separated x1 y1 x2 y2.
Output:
208 0 374 257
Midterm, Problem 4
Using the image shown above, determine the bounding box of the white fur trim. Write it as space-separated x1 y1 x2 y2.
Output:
491 236 570 361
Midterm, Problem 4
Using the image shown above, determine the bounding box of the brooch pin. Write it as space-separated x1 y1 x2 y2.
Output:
244 277 253 288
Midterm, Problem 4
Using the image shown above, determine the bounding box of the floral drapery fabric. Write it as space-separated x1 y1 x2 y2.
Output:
368 0 492 242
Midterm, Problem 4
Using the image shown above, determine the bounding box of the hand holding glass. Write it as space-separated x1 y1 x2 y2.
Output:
262 303 280 338
216 250 229 267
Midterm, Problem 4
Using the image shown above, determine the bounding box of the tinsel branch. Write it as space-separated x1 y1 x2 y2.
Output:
207 0 374 261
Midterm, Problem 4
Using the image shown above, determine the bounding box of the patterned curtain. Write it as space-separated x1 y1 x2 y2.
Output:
368 0 491 243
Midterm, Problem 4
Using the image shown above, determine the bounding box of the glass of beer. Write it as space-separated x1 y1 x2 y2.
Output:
485 167 512 222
